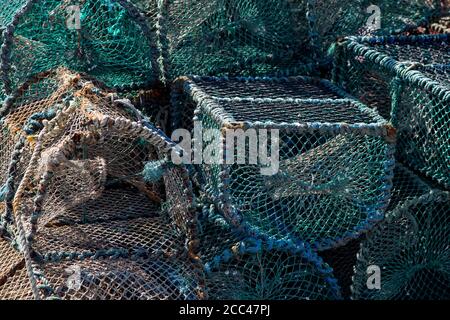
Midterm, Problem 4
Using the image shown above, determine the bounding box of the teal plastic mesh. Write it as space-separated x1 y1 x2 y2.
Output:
315 0 442 51
351 164 450 300
0 69 203 300
172 76 395 251
333 34 449 189
319 237 363 299
157 0 315 81
0 0 157 100
199 204 341 300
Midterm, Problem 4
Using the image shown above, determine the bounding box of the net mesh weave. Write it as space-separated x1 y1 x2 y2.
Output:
351 164 450 300
0 68 203 300
198 204 342 300
333 34 449 189
172 75 395 251
0 0 157 100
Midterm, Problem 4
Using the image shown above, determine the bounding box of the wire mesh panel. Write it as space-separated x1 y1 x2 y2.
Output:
351 164 450 300
333 34 449 189
0 0 158 102
172 76 396 251
198 204 341 300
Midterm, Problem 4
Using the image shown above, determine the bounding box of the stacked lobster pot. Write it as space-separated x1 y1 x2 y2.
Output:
0 69 204 300
331 33 450 299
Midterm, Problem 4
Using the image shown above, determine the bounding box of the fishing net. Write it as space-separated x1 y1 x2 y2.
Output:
198 204 342 300
154 0 321 81
0 68 204 300
430 15 450 33
333 34 449 189
172 75 396 251
0 0 158 102
314 0 442 57
351 164 450 300
0 237 34 299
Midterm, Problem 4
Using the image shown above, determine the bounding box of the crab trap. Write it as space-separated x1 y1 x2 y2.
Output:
0 0 158 104
198 204 342 300
333 34 449 189
351 164 450 300
0 69 204 300
172 75 396 251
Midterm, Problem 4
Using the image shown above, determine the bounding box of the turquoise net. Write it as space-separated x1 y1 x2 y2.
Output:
199 204 342 300
351 164 450 300
172 75 395 251
333 34 449 189
0 0 157 101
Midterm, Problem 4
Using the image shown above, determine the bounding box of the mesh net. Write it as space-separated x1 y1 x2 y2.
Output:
0 0 157 100
351 164 450 300
172 76 395 251
319 237 363 299
0 69 203 300
333 34 449 189
158 0 314 80
198 204 342 300
314 0 442 55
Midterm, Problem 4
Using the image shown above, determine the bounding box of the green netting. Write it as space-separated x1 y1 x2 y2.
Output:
198 204 341 300
172 75 395 251
158 0 315 81
351 164 450 300
315 0 442 53
333 34 449 189
0 69 203 300
0 0 157 101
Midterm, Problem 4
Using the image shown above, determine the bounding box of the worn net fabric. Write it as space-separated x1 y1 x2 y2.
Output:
12 110 202 300
0 0 156 99
198 204 341 300
0 236 34 300
0 70 203 300
333 34 449 189
156 0 316 80
0 68 131 236
173 76 395 251
351 164 450 300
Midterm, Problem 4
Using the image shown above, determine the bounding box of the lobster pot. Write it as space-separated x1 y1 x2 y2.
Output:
0 237 34 300
351 164 450 300
155 0 317 81
1 71 203 300
198 205 341 300
333 34 449 188
172 76 395 250
0 0 157 100
0 68 142 236
319 237 364 299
